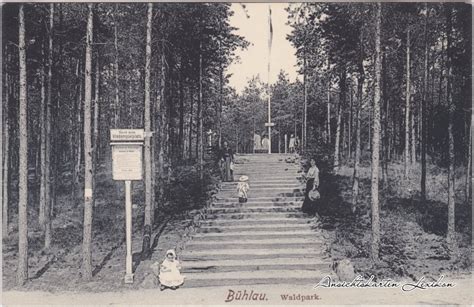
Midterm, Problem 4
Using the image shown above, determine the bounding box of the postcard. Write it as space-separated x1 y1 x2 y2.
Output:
1 1 472 305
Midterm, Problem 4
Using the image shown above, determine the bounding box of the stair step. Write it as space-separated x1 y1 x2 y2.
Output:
221 179 301 184
220 185 302 190
182 276 324 288
186 237 321 245
201 218 312 226
224 176 303 180
181 252 325 262
216 196 304 201
182 257 328 267
185 242 322 250
182 263 328 273
198 224 310 231
192 230 317 238
205 212 308 219
181 247 322 257
197 224 311 233
218 192 304 197
206 207 300 214
211 201 299 207
216 192 304 199
232 170 300 174
232 174 300 177
220 185 301 189
181 269 328 281
190 233 319 242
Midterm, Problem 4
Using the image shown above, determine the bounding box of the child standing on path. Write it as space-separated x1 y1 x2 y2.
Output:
237 175 249 203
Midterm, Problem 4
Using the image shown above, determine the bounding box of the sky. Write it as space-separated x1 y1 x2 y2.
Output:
227 3 300 93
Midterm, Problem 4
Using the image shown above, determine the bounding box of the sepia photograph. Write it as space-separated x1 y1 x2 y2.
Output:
1 1 472 305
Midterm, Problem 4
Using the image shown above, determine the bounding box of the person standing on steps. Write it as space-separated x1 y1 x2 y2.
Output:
253 133 261 152
301 158 320 214
220 141 234 182
237 175 250 203
294 135 300 154
261 134 270 151
289 134 296 153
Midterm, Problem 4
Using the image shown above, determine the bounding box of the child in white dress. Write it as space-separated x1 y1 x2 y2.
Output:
237 175 249 203
152 249 185 290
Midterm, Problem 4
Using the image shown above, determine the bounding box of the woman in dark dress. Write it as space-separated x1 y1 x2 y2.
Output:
302 158 319 214
220 141 234 182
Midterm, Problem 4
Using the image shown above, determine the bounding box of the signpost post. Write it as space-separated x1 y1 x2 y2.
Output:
265 122 275 154
110 129 144 284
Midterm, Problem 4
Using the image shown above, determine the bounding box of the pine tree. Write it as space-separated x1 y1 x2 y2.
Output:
81 3 94 280
404 27 411 178
142 2 153 258
370 2 382 262
17 3 29 285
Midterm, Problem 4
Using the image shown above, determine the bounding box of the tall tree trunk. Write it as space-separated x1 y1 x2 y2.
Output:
70 60 81 203
294 89 297 139
235 126 239 153
178 71 184 159
466 115 472 202
1 52 3 238
188 87 194 160
218 63 223 148
348 83 352 159
82 3 94 280
44 3 54 250
113 4 120 128
93 57 100 177
2 52 10 238
73 77 82 205
17 4 29 285
158 39 166 201
371 2 382 262
39 47 47 229
352 75 363 210
342 117 346 159
167 69 174 160
198 41 204 181
327 82 331 144
421 3 429 202
142 2 153 258
352 33 364 211
381 52 388 187
404 27 411 177
302 49 307 152
411 96 416 164
128 81 133 128
368 104 371 151
445 3 456 248
334 66 345 170
51 3 63 223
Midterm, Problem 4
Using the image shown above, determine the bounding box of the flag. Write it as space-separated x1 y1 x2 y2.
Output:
268 5 273 81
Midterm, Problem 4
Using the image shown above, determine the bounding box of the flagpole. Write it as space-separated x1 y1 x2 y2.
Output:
267 5 272 154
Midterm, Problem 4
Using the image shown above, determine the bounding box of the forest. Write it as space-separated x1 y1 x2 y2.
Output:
1 2 472 291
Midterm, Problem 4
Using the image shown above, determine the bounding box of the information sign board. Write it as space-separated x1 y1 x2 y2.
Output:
110 129 145 142
112 144 143 181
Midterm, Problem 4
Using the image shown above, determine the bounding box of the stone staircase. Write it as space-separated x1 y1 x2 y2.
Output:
179 154 332 288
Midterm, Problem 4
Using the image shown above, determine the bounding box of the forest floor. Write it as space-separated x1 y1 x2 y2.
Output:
2 162 220 293
317 161 472 283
